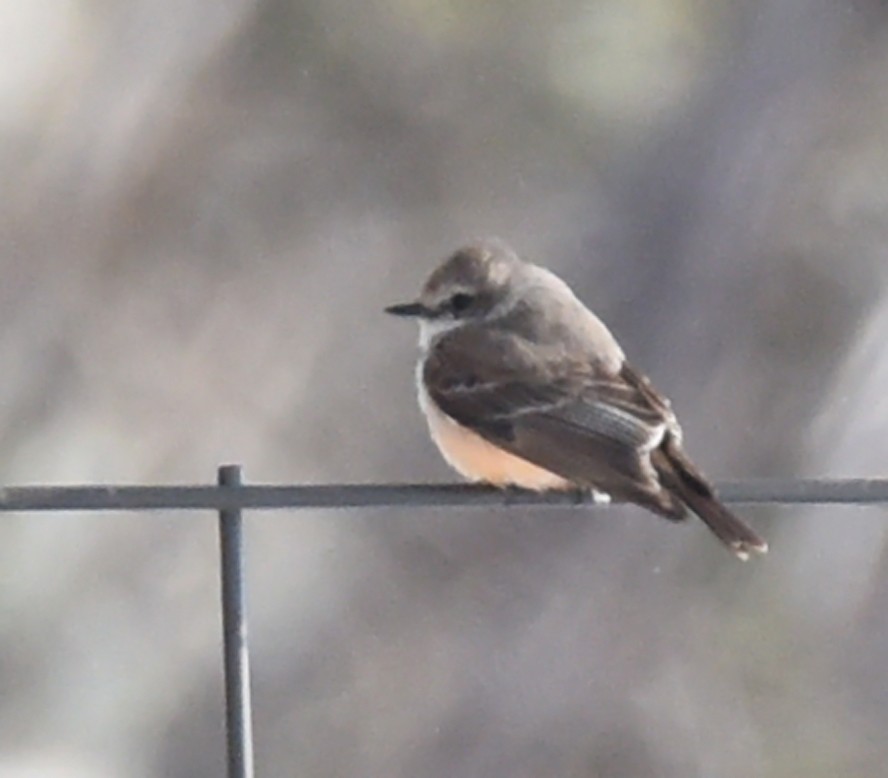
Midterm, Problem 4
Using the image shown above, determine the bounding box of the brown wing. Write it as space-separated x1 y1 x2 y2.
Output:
424 326 684 515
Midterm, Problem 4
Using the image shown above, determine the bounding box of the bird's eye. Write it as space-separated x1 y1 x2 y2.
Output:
449 293 475 314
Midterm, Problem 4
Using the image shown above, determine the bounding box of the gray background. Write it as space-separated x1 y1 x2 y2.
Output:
2 1 888 776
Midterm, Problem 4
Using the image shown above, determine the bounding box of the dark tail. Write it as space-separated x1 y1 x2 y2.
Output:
652 441 768 560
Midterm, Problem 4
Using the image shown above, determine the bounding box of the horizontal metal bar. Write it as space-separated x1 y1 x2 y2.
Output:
0 479 885 512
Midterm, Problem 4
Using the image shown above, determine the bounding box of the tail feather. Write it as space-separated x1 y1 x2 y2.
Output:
652 443 768 560
670 481 768 560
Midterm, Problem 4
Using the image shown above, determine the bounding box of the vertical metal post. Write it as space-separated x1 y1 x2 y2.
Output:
218 465 255 778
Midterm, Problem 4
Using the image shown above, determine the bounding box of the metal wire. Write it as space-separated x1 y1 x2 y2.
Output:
3 470 884 778
0 478 886 512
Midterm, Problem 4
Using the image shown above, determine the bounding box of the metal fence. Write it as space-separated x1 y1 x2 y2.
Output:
3 467 887 778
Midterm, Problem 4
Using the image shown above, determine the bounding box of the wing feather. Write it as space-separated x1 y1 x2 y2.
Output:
424 326 682 510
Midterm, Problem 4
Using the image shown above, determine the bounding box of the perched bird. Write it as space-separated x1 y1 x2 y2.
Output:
385 239 767 559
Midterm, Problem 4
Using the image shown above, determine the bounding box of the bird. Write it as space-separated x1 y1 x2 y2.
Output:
385 238 768 559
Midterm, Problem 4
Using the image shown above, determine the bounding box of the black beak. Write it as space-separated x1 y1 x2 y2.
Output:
384 301 428 317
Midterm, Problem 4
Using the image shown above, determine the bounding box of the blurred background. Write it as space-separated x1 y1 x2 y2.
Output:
1 0 887 775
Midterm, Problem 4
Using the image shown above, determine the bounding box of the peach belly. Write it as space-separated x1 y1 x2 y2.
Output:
419 389 570 491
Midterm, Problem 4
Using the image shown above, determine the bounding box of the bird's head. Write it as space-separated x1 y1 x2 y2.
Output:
385 238 523 341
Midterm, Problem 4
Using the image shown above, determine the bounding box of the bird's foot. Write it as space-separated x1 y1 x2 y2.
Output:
501 484 535 506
